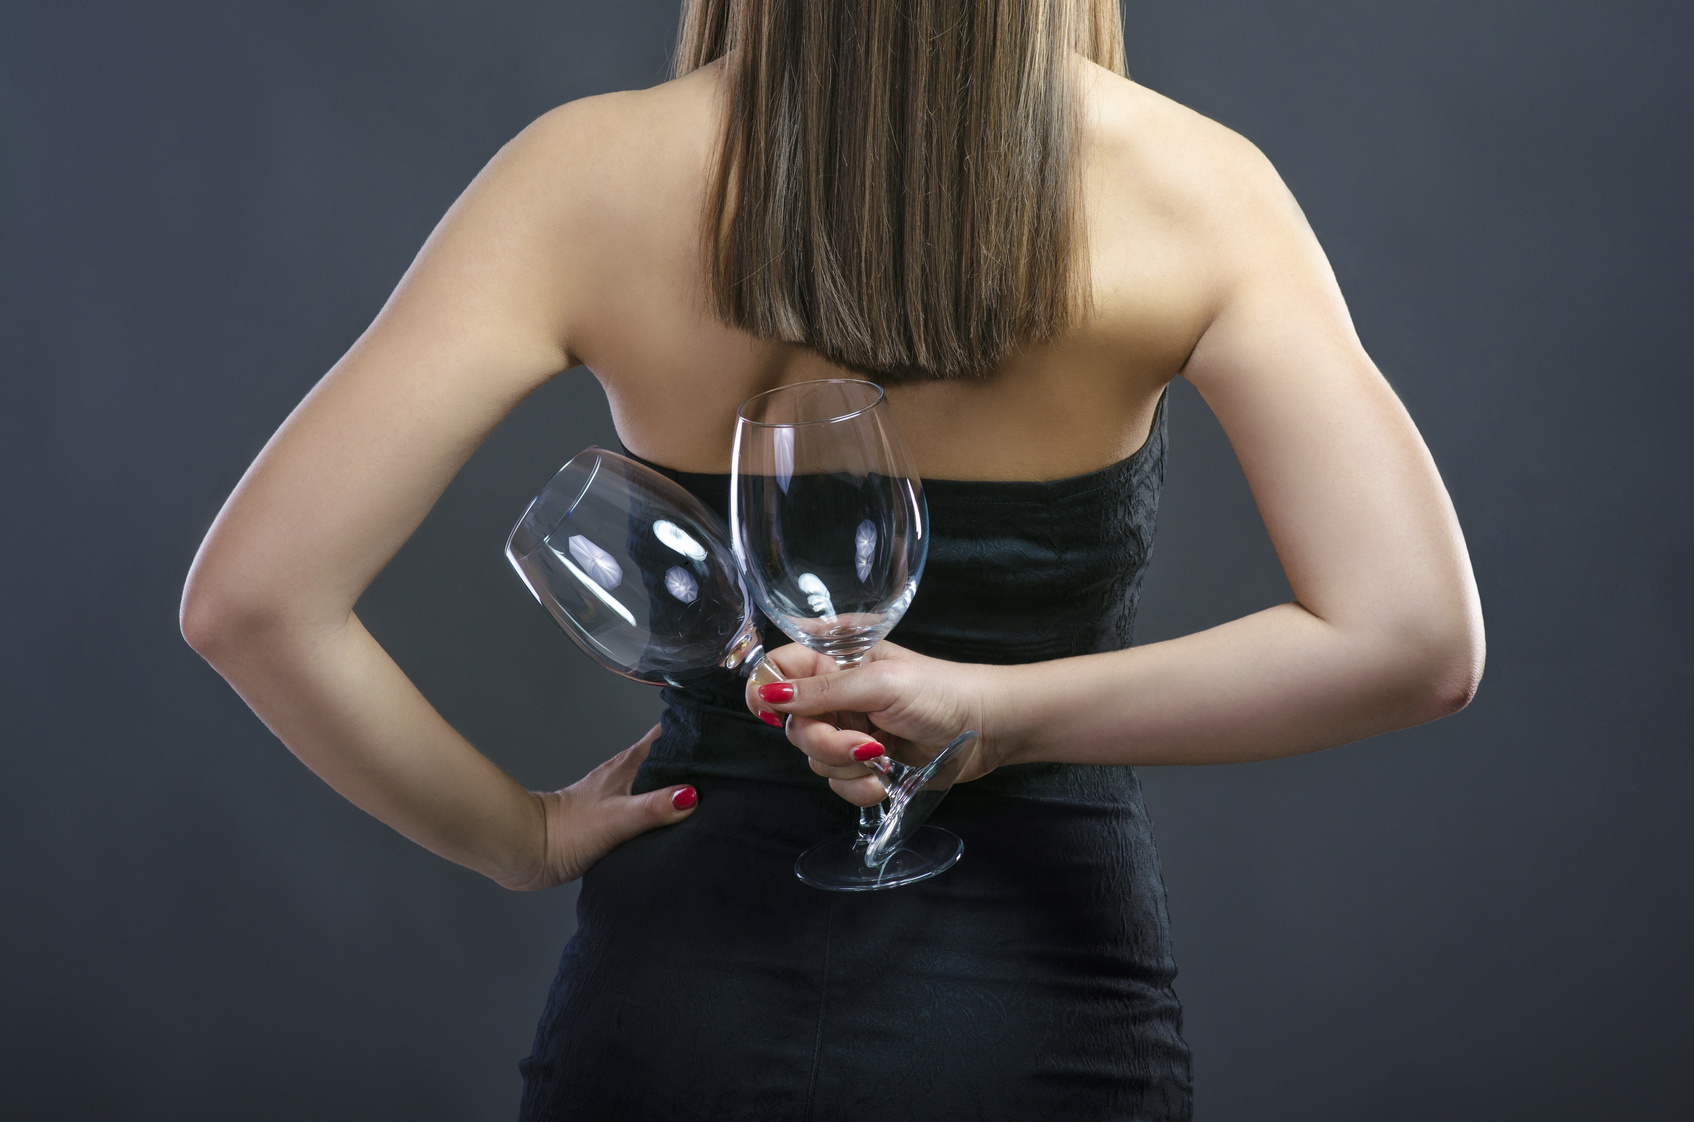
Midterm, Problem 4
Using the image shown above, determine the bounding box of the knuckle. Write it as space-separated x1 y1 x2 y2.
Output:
830 734 865 765
866 661 912 704
790 717 831 753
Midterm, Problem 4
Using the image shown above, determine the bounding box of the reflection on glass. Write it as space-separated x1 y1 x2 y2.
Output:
550 537 637 627
653 519 707 561
664 566 699 604
854 520 877 582
797 572 837 620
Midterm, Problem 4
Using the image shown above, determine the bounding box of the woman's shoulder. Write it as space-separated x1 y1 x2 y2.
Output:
520 62 721 165
1082 62 1292 222
459 66 725 365
482 64 722 257
1079 61 1330 332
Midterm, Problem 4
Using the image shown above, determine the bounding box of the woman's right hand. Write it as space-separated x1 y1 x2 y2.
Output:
746 642 1006 807
502 724 699 891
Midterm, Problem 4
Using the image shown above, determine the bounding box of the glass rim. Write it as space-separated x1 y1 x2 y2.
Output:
504 446 609 563
734 378 887 428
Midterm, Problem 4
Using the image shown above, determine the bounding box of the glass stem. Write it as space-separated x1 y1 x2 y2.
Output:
829 652 885 843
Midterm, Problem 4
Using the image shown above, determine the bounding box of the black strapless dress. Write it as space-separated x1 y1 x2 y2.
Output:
519 394 1191 1121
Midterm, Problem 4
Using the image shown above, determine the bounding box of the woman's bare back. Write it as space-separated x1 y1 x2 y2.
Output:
535 58 1263 480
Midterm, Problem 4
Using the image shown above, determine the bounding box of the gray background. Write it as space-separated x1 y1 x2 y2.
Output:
2 1 1688 1118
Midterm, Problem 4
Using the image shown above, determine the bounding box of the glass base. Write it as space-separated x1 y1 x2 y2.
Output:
794 826 963 892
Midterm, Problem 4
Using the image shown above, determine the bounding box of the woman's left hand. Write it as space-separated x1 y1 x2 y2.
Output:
745 641 1005 807
505 724 700 890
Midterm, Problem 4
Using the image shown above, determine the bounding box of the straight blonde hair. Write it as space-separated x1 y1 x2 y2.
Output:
675 0 1126 380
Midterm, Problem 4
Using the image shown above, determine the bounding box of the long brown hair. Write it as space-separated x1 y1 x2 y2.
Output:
675 1 1126 380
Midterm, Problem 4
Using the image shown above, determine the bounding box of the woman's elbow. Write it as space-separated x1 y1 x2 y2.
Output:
179 565 291 665
1427 648 1483 719
1400 605 1486 723
180 572 242 661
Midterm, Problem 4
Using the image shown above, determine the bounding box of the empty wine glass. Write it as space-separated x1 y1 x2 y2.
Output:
505 447 779 689
732 379 979 892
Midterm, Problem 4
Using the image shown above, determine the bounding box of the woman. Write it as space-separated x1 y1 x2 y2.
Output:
182 0 1483 1117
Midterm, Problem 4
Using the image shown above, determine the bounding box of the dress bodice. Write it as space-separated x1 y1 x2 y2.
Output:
884 388 1166 665
625 390 1168 794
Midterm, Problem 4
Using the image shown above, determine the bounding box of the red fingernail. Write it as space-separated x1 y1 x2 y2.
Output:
759 710 784 728
758 683 795 703
671 786 698 811
852 742 884 762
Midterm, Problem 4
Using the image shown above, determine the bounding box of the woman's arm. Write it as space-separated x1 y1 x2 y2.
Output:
181 99 695 888
752 134 1485 802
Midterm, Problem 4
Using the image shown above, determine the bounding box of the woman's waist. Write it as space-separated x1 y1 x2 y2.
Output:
644 688 817 788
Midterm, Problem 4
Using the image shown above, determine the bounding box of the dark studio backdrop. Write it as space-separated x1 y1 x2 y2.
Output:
2 1 1689 1118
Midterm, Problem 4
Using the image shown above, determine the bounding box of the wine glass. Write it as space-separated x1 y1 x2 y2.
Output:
505 447 779 690
732 379 980 892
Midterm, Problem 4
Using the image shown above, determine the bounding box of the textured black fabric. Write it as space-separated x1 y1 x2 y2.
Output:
519 392 1191 1120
